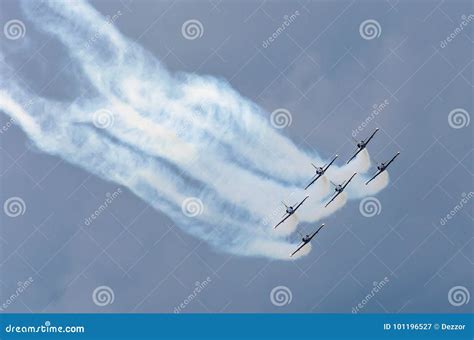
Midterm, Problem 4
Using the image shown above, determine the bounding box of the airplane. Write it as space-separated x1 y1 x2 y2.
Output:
290 223 326 257
365 152 400 185
346 128 379 164
304 155 338 190
324 173 357 208
273 196 310 229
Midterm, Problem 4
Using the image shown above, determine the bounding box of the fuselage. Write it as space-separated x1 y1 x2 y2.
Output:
358 140 367 149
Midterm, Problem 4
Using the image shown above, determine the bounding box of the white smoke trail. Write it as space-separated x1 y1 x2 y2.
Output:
0 0 389 259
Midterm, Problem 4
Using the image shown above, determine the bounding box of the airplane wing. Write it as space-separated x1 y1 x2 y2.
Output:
365 170 381 185
346 148 362 164
385 152 400 168
342 173 357 190
365 128 379 145
325 192 340 208
290 242 307 257
315 223 325 234
307 224 325 242
323 155 338 172
304 174 322 190
293 196 309 212
273 213 290 229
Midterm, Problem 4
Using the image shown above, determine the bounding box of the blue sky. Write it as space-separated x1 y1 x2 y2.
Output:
0 0 472 313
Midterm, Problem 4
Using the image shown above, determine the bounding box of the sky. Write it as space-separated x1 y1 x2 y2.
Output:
0 0 472 313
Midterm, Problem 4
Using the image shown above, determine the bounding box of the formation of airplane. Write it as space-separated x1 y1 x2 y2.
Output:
268 126 399 258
